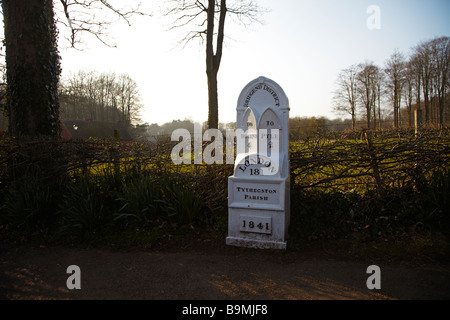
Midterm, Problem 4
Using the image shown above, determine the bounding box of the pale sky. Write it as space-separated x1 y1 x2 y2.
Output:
49 0 450 125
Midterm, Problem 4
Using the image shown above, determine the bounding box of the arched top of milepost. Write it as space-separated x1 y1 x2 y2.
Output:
237 76 290 112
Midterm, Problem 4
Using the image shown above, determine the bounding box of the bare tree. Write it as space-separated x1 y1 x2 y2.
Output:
403 59 416 128
116 73 142 124
332 65 358 129
357 62 381 130
413 40 434 123
59 70 142 124
375 70 384 130
384 50 406 128
55 0 149 48
164 0 265 129
410 37 450 126
429 36 450 127
409 50 423 116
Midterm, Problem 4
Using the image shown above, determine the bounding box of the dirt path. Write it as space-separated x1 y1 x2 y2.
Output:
1 242 449 300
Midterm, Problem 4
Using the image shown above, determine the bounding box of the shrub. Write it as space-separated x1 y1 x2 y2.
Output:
159 177 206 225
57 176 110 241
114 174 162 226
424 169 450 234
0 178 57 240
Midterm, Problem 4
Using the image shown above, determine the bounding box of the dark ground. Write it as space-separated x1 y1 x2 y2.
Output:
1 239 449 300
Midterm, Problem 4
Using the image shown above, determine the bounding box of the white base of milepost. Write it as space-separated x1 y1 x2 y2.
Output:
226 237 287 250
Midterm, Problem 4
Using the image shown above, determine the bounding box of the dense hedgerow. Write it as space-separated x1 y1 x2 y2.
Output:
0 129 449 246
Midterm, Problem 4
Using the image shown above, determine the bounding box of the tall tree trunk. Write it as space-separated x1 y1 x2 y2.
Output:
372 91 377 130
366 89 371 130
351 101 356 130
439 95 445 128
378 85 382 130
416 73 421 112
422 74 430 123
2 0 61 139
366 106 371 130
205 0 226 130
394 89 398 128
406 87 413 128
207 70 219 130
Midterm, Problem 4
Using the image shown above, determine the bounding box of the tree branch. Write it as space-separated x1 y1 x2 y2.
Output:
164 0 266 48
55 0 151 49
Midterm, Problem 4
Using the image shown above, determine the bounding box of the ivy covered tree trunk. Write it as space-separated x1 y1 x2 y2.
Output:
2 0 61 138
